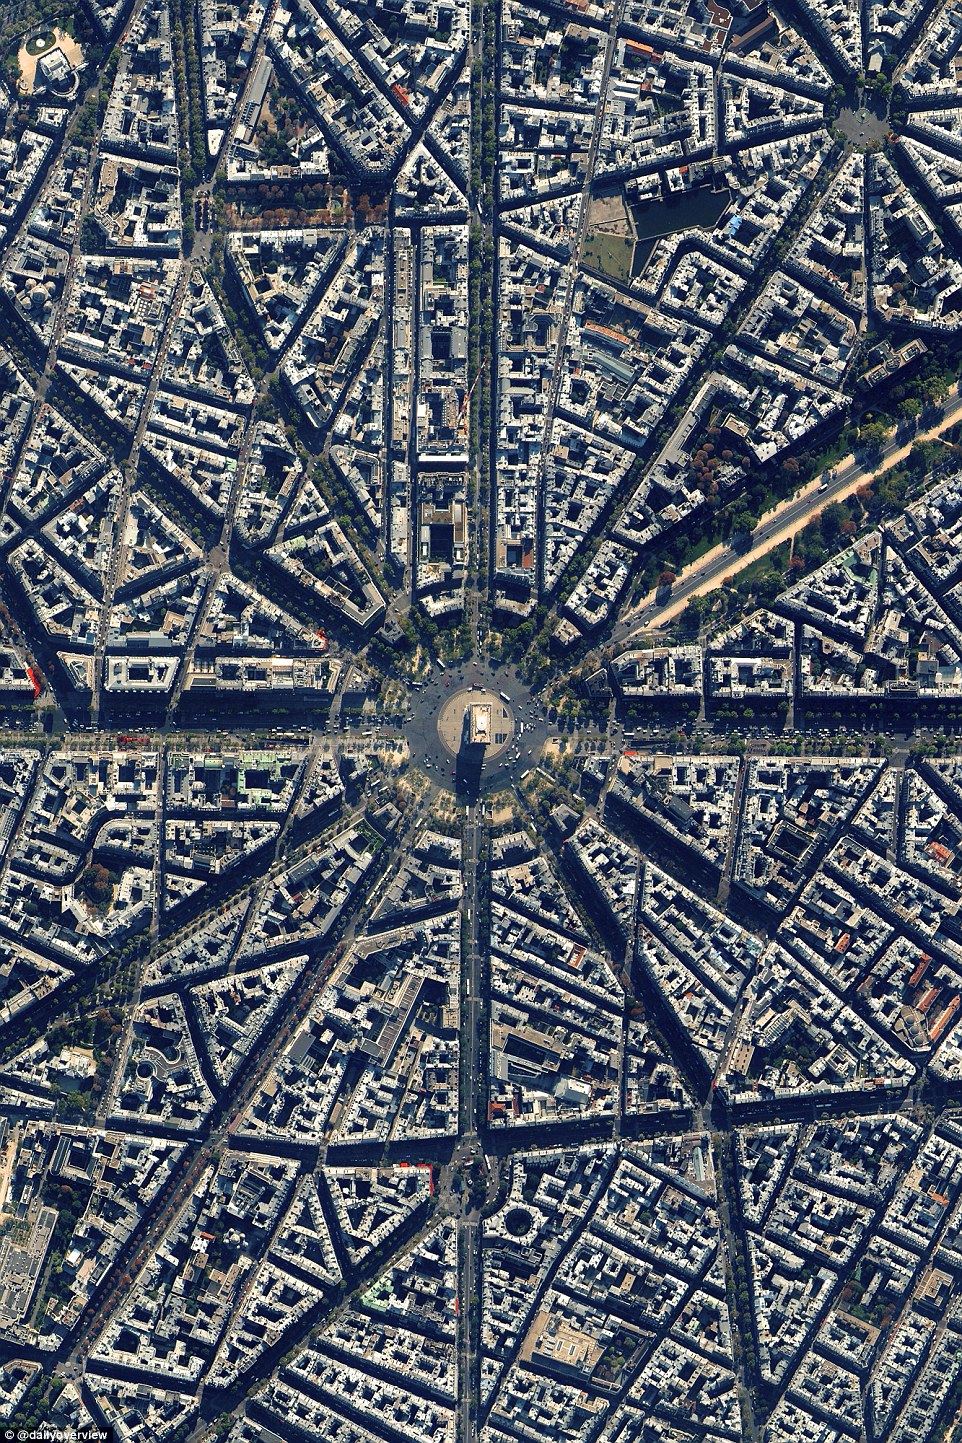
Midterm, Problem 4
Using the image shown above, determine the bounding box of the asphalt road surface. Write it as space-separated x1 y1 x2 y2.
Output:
612 388 962 651
405 660 550 794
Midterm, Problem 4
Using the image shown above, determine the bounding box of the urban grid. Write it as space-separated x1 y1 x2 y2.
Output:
6 0 962 1441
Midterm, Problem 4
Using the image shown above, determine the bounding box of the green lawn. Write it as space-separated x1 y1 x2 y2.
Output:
582 230 634 283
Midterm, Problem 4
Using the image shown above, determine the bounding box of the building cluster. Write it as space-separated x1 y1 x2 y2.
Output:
488 828 624 1125
787 151 866 314
485 0 962 628
610 466 962 719
609 751 740 875
0 1360 42 1420
242 817 379 955
88 1382 197 1443
228 230 346 355
0 1120 183 1350
232 186 475 621
0 0 484 726
12 987 962 1443
100 0 179 162
482 1139 741 1442
491 26 852 622
282 230 386 434
239 817 461 1145
268 0 407 178
634 856 761 1079
92 158 182 254
76 1142 444 1412
9 0 962 1431
742 1117 962 1443
500 2 603 108
0 748 156 967
248 1216 456 1441
0 308 388 712
372 826 462 924
578 737 962 1108
564 814 639 942
2 0 962 743
60 255 180 389
91 1153 299 1381
394 223 471 617
0 738 389 1061
869 152 962 329
22 1083 962 1443
227 52 331 185
101 988 214 1133
0 129 56 249
197 0 267 156
0 937 72 1033
557 539 634 643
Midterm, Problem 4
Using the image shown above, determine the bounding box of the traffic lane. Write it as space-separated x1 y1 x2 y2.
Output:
618 476 878 637
618 400 962 640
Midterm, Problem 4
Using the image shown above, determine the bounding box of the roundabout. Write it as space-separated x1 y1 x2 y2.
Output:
837 89 888 151
403 662 549 797
437 686 514 761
